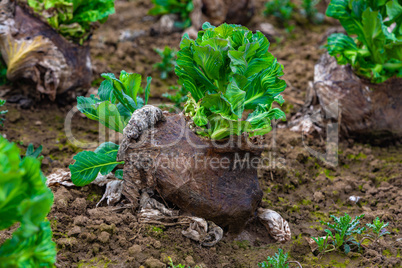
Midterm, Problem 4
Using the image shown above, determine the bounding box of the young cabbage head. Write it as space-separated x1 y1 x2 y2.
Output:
176 22 287 140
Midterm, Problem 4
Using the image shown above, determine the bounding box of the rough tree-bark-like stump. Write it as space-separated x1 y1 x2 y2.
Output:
297 53 402 140
190 0 254 30
0 0 92 100
117 106 264 233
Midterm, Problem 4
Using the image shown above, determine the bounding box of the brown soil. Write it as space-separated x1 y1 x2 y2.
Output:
1 0 401 267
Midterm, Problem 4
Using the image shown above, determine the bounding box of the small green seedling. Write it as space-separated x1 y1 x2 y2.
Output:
365 217 391 243
258 249 302 268
321 213 365 254
168 257 201 268
313 213 392 255
312 232 335 257
154 46 177 79
25 143 44 164
26 143 43 160
149 0 194 29
264 0 296 32
301 0 324 24
0 99 7 126
163 85 189 108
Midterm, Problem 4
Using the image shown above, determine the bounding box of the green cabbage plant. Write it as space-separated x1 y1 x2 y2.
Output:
326 0 402 83
163 85 189 109
154 46 177 80
264 0 296 31
0 136 56 267
70 71 152 186
26 0 115 44
301 0 324 24
176 22 286 140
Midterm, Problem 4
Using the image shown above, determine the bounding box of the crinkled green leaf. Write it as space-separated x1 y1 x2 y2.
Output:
102 73 138 113
119 71 142 103
175 45 218 98
117 97 144 123
102 73 127 97
78 96 126 134
244 59 286 109
77 95 100 121
201 93 238 121
386 0 402 34
193 106 209 126
224 76 246 118
362 9 387 64
274 94 285 105
213 23 234 38
326 33 360 65
0 145 53 237
0 139 25 230
193 45 224 81
207 115 239 140
246 104 285 137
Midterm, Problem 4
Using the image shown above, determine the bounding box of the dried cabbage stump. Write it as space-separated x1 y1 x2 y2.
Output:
0 1 92 100
119 107 263 233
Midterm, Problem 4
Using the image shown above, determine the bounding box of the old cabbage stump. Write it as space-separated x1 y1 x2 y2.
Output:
117 106 264 233
294 53 402 142
0 0 92 100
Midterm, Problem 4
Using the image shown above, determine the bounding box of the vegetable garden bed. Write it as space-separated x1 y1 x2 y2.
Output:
0 0 401 267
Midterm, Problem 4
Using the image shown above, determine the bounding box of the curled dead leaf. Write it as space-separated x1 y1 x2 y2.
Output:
258 208 291 243
46 169 74 187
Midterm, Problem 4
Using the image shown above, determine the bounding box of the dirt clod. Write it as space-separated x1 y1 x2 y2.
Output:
98 231 111 243
144 257 166 268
